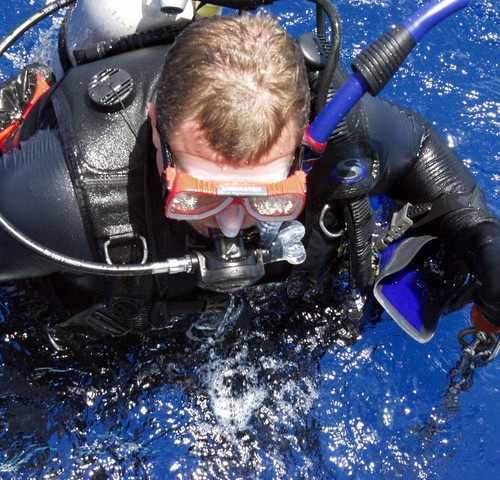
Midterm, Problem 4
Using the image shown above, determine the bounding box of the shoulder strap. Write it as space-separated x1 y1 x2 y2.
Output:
49 44 170 263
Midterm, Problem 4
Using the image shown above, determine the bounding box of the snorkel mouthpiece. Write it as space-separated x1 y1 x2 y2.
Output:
267 221 306 265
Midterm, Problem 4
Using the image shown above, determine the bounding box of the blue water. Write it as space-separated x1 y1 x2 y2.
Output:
0 1 499 479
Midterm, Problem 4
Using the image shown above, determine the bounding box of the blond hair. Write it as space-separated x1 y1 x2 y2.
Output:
156 13 310 164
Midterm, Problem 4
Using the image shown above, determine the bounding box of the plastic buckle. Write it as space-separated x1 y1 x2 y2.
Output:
376 203 414 251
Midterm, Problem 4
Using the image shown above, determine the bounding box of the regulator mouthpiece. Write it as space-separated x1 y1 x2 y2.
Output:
195 222 307 293
195 229 265 293
268 221 306 265
157 0 189 14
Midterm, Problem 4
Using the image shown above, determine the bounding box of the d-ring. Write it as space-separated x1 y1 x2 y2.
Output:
319 204 343 239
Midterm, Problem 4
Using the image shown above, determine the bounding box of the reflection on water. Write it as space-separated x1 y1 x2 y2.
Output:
1 276 474 479
0 277 363 478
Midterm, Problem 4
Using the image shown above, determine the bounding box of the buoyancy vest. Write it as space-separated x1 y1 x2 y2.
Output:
40 42 379 335
47 43 213 326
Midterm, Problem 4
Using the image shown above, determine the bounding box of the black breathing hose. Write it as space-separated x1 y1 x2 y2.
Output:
309 0 342 114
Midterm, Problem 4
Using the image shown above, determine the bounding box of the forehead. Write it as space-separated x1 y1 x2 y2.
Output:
168 118 299 182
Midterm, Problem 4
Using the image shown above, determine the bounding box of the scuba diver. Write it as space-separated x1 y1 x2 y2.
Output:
0 0 499 345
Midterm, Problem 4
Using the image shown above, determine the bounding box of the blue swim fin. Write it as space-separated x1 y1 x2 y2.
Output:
374 235 447 343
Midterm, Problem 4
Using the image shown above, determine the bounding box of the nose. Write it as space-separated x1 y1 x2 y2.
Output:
215 204 245 237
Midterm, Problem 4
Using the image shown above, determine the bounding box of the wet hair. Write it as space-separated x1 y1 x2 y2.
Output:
156 13 310 165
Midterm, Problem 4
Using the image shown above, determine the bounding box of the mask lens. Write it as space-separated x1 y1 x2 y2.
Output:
246 194 304 221
167 192 229 219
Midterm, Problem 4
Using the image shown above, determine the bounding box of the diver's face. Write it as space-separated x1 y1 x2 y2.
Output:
164 117 299 237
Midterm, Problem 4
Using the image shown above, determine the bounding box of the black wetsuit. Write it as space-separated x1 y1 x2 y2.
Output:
0 43 499 333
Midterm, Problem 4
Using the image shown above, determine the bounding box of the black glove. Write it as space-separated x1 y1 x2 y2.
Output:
471 223 500 328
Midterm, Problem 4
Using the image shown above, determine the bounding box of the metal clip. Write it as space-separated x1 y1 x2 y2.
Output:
319 204 343 239
457 328 500 367
103 234 149 265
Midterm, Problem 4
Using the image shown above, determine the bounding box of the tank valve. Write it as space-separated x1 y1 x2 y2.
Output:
157 0 189 14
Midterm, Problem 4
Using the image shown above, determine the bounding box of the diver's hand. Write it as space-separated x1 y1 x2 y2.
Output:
472 230 500 330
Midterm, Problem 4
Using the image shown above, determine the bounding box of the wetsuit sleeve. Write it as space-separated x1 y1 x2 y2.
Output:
0 129 93 281
362 95 500 327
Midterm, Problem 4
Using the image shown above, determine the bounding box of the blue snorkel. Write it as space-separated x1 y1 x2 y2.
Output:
303 0 471 152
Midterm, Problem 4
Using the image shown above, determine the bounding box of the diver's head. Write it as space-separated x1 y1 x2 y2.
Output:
150 13 310 238
63 0 196 67
156 13 310 161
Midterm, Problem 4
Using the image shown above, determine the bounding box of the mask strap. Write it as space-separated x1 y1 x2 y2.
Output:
289 145 305 174
156 113 174 168
155 113 176 199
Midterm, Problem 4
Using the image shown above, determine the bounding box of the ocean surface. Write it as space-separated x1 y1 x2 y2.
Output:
0 0 499 479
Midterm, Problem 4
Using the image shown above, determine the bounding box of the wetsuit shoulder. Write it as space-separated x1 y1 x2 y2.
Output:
0 129 92 281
